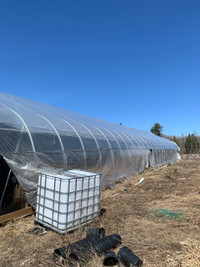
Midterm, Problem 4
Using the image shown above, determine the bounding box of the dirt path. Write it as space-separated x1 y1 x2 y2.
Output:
1 156 200 266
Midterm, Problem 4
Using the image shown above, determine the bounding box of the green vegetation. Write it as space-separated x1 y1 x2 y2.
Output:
185 134 200 154
166 134 200 154
150 123 163 136
150 123 200 154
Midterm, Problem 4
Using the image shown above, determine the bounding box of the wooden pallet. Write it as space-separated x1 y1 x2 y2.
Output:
0 206 34 224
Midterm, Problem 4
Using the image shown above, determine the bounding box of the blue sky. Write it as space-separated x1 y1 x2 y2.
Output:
0 0 200 136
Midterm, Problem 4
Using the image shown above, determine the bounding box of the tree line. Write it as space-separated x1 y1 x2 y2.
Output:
150 123 199 154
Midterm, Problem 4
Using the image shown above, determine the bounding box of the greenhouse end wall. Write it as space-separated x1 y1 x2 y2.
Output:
0 92 180 207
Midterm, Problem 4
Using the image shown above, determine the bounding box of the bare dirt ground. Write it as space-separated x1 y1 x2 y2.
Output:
1 156 200 267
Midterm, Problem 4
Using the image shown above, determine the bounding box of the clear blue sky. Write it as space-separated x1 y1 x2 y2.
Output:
0 0 200 136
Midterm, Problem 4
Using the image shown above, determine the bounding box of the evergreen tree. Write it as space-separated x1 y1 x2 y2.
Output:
150 123 163 136
185 133 200 154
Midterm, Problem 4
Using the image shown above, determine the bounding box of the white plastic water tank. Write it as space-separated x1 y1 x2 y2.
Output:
35 170 101 233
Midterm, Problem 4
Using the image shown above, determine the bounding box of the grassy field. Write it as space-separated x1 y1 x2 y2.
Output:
1 155 200 266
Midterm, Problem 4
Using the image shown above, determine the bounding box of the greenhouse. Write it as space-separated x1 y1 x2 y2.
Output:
0 91 180 209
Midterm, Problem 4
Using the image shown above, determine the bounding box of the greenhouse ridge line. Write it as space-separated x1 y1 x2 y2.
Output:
0 91 177 154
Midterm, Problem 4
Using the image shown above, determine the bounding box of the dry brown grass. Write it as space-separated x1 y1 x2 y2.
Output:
1 156 200 266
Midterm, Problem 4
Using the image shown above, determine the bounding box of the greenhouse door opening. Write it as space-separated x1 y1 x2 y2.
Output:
0 156 26 216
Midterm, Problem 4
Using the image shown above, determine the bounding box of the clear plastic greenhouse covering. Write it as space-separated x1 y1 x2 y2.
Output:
0 91 180 207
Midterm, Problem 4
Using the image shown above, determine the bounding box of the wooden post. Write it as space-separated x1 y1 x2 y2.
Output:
0 206 34 224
